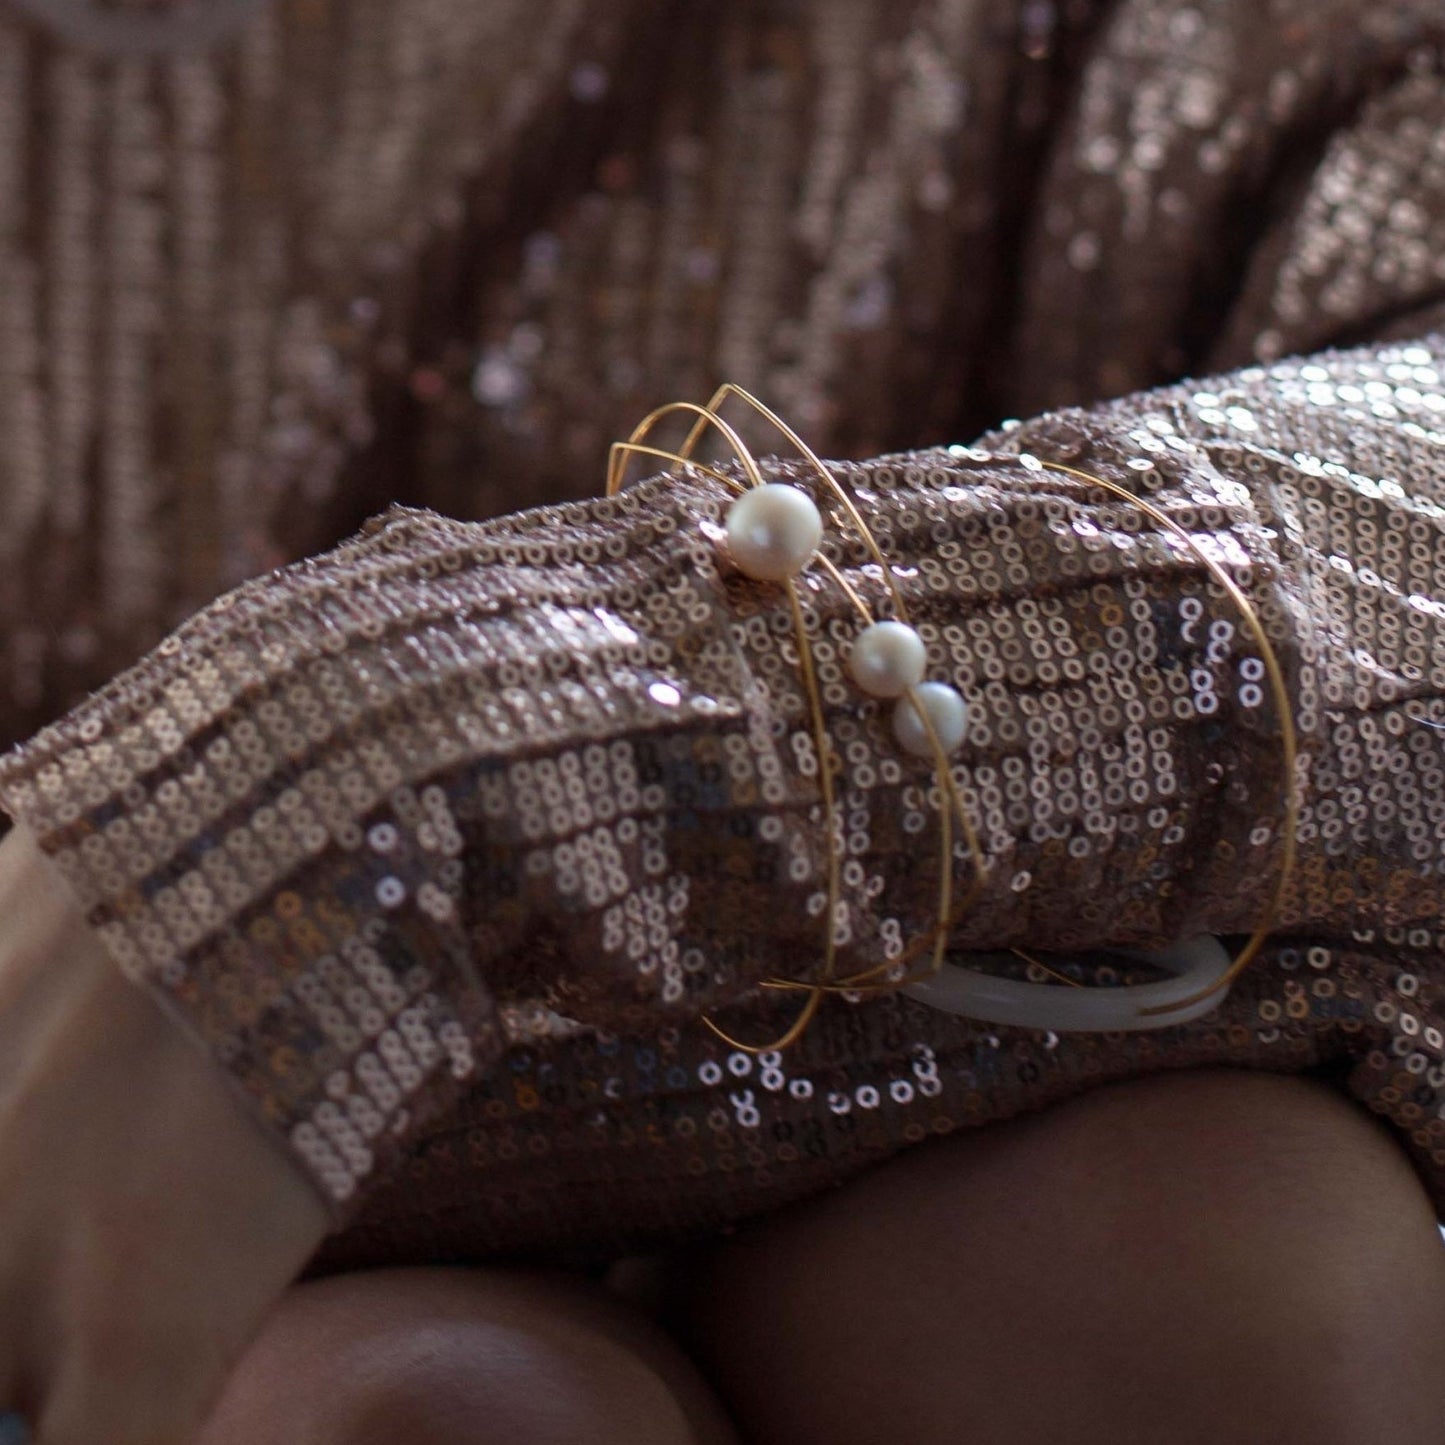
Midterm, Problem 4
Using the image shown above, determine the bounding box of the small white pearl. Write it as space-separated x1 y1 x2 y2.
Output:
848 620 927 698
724 484 823 582
892 682 969 757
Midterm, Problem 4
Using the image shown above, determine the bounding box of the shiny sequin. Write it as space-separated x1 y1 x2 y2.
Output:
1 1 1445 1273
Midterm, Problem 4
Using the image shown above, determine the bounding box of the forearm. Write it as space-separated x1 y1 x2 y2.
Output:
3 328 1443 1222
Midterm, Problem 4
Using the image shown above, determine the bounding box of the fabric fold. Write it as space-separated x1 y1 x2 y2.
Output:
10 331 1445 1222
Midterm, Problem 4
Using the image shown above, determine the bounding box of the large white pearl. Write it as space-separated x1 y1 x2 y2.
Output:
724 484 823 582
892 682 969 757
848 620 927 698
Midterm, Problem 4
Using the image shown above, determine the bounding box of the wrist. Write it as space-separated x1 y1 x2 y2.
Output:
0 820 99 971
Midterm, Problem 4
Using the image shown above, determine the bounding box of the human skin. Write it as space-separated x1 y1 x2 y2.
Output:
0 822 331 1444
5 807 1445 1445
0 820 737 1445
666 1068 1445 1444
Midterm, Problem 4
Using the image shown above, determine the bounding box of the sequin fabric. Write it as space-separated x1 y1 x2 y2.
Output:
1 0 1445 1272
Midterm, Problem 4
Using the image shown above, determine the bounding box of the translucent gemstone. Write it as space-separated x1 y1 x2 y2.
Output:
724 484 823 582
848 620 927 698
892 682 969 757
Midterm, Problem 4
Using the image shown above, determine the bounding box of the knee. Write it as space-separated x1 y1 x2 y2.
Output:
677 1068 1445 1445
319 1323 688 1445
197 1268 722 1445
1026 1071 1445 1415
1033 1069 1441 1306
1036 1070 1445 1438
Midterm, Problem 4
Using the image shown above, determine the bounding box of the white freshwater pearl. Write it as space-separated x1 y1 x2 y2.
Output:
724 484 823 582
892 682 969 757
848 620 927 698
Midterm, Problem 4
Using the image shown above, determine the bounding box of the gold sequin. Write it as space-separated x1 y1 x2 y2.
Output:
1 0 1444 1268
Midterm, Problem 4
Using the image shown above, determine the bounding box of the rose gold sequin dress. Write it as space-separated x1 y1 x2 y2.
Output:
2 0 1445 1275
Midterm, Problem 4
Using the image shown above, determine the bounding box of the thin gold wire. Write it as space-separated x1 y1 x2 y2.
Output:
608 401 840 1050
685 386 991 997
606 386 1298 1046
1026 455 1298 1016
604 395 988 1051
611 388 1002 1048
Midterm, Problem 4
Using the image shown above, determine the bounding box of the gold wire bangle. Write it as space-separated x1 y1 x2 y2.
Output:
609 386 989 1051
1019 454 1299 1018
606 386 1298 1049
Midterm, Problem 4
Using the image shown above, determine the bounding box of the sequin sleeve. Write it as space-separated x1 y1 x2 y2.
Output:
0 475 907 1220
4 326 1445 1225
